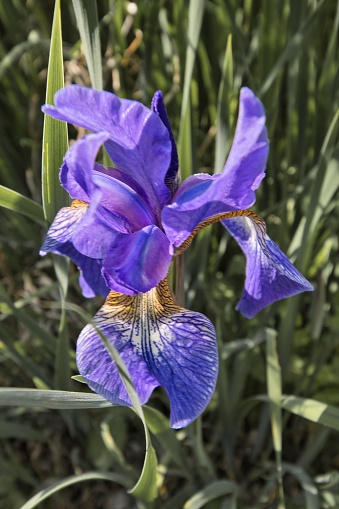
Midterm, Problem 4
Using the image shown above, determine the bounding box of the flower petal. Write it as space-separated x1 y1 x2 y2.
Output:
221 87 268 208
151 91 179 192
77 292 159 407
92 167 156 229
40 205 108 297
60 132 109 201
76 279 218 428
102 225 173 295
43 85 172 211
222 216 314 318
71 200 122 259
162 87 268 247
40 204 88 252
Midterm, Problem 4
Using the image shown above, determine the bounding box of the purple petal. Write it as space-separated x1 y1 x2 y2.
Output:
221 87 268 209
92 167 156 229
161 173 226 247
42 85 172 211
222 216 314 318
77 292 159 407
162 87 268 247
40 204 88 252
151 91 179 192
71 200 122 259
40 206 108 297
146 287 218 428
76 280 218 428
60 132 109 201
102 225 173 295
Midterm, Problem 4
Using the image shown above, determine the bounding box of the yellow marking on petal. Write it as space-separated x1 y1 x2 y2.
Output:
71 199 89 208
97 279 182 359
104 279 179 319
175 209 266 255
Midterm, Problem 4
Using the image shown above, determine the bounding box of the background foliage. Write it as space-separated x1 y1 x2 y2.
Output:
0 0 338 508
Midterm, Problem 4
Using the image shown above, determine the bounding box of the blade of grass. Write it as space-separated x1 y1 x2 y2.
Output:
0 389 112 409
42 0 70 390
258 0 327 97
66 302 158 502
281 395 339 432
71 0 103 90
214 35 233 174
178 0 205 180
183 480 239 509
18 471 131 509
266 328 285 509
0 186 45 225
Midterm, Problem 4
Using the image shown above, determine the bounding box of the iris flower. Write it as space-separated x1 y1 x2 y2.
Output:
41 86 313 428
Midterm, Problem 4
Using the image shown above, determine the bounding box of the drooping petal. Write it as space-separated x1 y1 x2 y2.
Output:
222 216 314 318
77 292 159 407
71 198 122 259
76 279 218 428
151 90 179 191
40 203 88 254
42 85 172 210
60 132 109 201
40 205 108 297
162 87 268 247
102 225 173 295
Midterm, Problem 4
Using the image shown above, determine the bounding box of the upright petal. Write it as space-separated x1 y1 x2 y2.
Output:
162 87 268 247
162 173 226 247
222 216 314 318
60 132 109 201
102 225 173 295
40 205 108 297
42 85 172 210
151 91 179 192
76 279 218 428
221 87 268 209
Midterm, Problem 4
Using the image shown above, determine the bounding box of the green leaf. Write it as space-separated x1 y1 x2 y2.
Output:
71 374 87 383
178 0 205 180
214 34 233 174
42 0 69 224
266 328 285 508
183 480 239 509
42 0 70 391
281 395 339 432
143 405 190 476
18 471 131 509
258 0 327 97
0 389 112 409
71 0 103 90
0 186 45 225
93 326 158 502
64 302 158 502
283 463 320 509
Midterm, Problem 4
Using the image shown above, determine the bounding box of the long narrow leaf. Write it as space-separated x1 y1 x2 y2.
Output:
0 186 45 225
71 0 103 90
178 0 205 180
19 471 131 509
0 388 112 409
42 0 70 390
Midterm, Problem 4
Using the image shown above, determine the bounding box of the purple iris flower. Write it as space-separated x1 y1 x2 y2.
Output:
41 85 313 428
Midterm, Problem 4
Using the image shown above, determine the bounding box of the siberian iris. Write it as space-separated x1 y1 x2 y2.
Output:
41 86 313 428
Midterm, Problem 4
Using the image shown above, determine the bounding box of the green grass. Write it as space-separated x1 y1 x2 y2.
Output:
0 0 338 508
